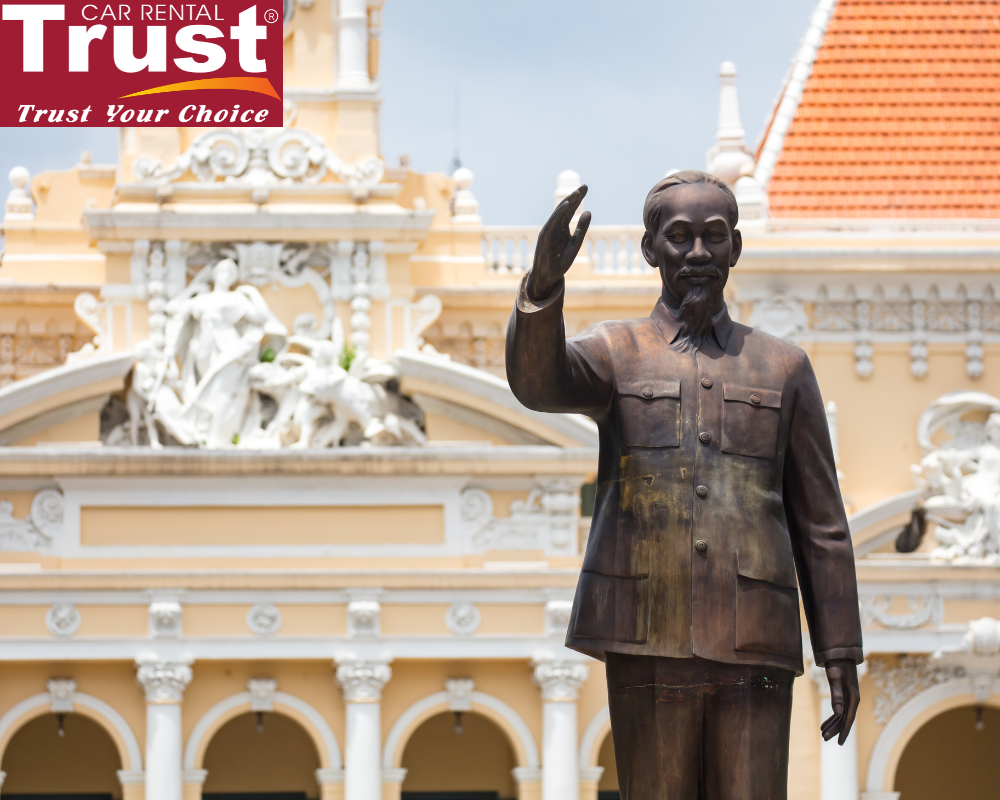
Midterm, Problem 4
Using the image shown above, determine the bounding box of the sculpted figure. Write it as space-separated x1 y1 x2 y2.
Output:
506 172 863 798
153 258 287 448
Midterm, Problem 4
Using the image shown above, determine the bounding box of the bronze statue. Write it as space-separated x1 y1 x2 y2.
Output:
506 172 863 798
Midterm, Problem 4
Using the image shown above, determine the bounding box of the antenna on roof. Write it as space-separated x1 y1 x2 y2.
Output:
449 85 462 174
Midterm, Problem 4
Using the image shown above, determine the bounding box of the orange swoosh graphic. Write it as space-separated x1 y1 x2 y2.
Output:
121 77 280 100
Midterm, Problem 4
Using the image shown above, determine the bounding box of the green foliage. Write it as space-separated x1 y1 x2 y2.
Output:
231 433 240 445
259 347 276 363
339 343 356 371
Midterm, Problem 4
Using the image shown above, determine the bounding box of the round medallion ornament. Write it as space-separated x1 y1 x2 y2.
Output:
46 603 81 637
247 602 283 637
445 602 481 636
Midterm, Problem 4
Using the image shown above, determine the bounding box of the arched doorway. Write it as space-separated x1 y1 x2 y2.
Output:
400 711 516 800
1 712 122 798
595 731 619 800
202 711 321 800
894 705 1000 800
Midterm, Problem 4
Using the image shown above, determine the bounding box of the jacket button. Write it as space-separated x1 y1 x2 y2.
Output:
699 431 711 444
642 387 653 398
696 485 708 497
750 393 762 405
695 540 708 552
701 378 713 389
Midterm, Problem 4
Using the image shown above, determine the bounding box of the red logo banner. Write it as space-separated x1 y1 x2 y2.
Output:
0 1 283 126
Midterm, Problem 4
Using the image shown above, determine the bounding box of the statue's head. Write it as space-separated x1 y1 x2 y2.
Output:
640 170 742 350
212 258 239 291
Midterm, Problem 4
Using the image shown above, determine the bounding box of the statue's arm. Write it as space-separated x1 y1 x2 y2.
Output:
783 353 863 744
783 353 863 665
506 278 613 416
504 186 613 417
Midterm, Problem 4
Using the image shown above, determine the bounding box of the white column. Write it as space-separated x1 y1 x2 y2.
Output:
336 659 391 800
335 0 371 92
810 663 863 800
136 659 193 800
533 659 589 800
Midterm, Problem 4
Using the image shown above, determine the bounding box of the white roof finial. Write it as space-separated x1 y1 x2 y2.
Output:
5 166 33 221
451 166 481 225
706 61 755 187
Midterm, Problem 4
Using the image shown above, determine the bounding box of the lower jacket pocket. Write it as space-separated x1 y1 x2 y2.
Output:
734 574 802 658
572 572 650 645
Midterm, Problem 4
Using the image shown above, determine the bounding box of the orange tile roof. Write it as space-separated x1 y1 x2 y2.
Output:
764 0 1000 218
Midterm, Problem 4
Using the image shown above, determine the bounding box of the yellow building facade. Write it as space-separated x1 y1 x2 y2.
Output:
2 1 1000 800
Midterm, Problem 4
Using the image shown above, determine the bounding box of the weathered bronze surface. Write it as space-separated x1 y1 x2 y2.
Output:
506 172 863 798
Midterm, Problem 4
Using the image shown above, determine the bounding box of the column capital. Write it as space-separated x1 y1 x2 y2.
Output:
182 770 207 786
117 770 145 787
335 659 391 702
136 659 192 704
532 659 588 701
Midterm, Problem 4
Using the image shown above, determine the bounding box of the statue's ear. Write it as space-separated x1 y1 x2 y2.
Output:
640 231 657 268
730 228 743 268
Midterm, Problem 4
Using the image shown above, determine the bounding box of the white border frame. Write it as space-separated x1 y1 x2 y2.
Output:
0 691 143 770
184 690 341 771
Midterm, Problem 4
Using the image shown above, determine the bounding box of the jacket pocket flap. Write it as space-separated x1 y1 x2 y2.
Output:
723 384 781 408
618 379 680 399
737 552 798 590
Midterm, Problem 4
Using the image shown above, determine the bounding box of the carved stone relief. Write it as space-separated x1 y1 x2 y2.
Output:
460 485 579 556
0 490 63 552
46 603 82 638
860 595 943 629
868 656 961 724
445 602 481 636
247 602 282 637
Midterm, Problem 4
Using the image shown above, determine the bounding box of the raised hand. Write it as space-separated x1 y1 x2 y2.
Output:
525 185 592 302
821 659 860 745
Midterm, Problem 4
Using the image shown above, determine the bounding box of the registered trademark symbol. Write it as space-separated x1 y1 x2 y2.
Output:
264 9 279 23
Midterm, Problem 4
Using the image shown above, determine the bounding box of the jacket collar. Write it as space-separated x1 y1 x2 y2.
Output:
651 296 734 351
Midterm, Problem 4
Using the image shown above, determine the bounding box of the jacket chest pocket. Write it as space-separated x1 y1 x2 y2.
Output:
721 384 781 460
618 379 681 448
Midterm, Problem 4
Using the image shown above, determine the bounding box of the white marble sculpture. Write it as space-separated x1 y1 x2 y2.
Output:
111 257 425 449
912 391 1000 563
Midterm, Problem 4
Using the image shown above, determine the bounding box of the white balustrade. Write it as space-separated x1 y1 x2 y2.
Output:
481 226 653 277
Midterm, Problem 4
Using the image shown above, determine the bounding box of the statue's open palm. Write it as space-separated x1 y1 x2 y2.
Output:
526 185 592 302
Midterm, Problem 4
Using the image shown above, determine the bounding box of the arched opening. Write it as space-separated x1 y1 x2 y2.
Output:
1 712 122 798
596 732 619 800
894 705 1000 800
400 711 516 800
202 711 321 800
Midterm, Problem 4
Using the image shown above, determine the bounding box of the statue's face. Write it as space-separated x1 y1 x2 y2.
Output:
213 261 238 290
640 182 742 309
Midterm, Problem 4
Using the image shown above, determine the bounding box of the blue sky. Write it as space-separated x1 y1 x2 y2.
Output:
0 0 817 224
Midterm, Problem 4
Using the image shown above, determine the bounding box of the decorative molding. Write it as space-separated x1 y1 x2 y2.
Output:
5 166 33 220
247 602 283 637
335 660 391 702
445 677 474 712
315 769 345 786
445 602 481 637
45 603 81 638
148 600 182 639
960 617 1000 656
860 595 943 630
747 291 807 342
135 659 193 704
869 656 961 724
132 128 385 188
248 678 277 712
460 484 580 556
347 600 381 638
544 600 573 637
47 678 76 713
182 769 208 786
382 768 408 784
532 659 589 702
0 489 63 552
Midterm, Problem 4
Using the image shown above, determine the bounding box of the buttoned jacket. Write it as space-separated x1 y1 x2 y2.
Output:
506 277 863 675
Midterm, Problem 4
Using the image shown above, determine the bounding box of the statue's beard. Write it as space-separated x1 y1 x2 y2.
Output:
672 268 723 352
